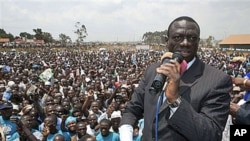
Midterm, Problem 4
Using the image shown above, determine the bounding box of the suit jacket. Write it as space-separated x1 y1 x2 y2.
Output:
235 97 250 125
120 57 232 141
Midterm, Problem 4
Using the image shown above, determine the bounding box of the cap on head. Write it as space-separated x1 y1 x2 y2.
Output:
0 102 13 110
45 81 52 86
111 111 122 119
115 93 123 98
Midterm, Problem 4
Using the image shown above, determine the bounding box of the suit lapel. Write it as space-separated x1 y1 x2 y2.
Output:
179 58 204 97
159 100 169 113
181 58 204 83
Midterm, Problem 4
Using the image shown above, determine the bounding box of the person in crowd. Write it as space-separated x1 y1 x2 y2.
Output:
55 104 69 120
53 134 65 141
64 116 77 138
0 102 20 141
78 92 86 104
119 16 232 141
39 104 62 131
110 111 122 134
120 87 130 105
41 114 70 141
98 104 114 123
82 90 103 119
86 114 100 136
0 82 5 99
96 119 120 141
79 134 96 141
54 93 63 105
61 99 72 116
18 114 43 141
137 117 144 136
72 108 85 123
132 125 142 141
230 77 250 125
2 81 14 101
21 100 31 109
222 77 250 141
29 108 42 130
118 103 126 116
71 121 89 141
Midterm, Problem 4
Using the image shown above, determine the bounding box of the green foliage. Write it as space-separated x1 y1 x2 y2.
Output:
43 32 54 43
19 32 34 39
142 30 167 45
206 35 215 47
33 28 43 40
0 29 7 36
0 28 14 41
59 33 72 47
32 28 54 43
74 22 88 46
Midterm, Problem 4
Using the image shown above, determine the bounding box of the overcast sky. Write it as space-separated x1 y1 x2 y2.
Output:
1 0 249 42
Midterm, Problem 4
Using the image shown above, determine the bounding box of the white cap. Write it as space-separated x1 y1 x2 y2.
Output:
111 111 122 119
121 84 128 88
45 81 51 86
12 104 19 111
85 77 91 83
7 81 15 87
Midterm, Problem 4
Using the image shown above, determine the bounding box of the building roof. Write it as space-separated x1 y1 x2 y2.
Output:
219 34 250 45
0 38 10 43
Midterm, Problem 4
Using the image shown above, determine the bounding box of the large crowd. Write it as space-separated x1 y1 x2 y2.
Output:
0 47 249 141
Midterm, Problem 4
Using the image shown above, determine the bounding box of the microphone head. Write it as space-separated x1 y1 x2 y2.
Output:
172 52 183 63
152 52 184 91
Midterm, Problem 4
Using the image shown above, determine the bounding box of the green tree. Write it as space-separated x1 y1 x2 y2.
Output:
43 32 53 43
33 28 54 43
199 39 205 48
142 32 154 44
0 29 7 37
33 28 43 40
0 29 14 41
74 22 87 46
142 30 167 45
20 32 34 39
206 35 215 48
59 33 71 47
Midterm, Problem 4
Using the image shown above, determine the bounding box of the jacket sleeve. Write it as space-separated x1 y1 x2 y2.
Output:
235 101 250 125
120 70 146 126
120 63 158 127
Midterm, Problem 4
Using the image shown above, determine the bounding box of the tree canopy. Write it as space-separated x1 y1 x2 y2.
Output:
142 30 167 45
0 22 87 45
0 29 14 41
74 22 88 46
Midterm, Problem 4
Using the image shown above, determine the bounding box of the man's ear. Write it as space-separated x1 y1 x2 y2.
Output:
165 35 169 42
164 35 169 47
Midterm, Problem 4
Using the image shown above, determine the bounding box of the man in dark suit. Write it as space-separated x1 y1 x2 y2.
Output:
119 16 232 141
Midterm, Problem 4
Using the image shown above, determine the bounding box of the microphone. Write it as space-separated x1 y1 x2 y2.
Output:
151 52 183 92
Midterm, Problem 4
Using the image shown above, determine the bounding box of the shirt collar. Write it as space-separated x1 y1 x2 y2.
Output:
186 57 196 70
